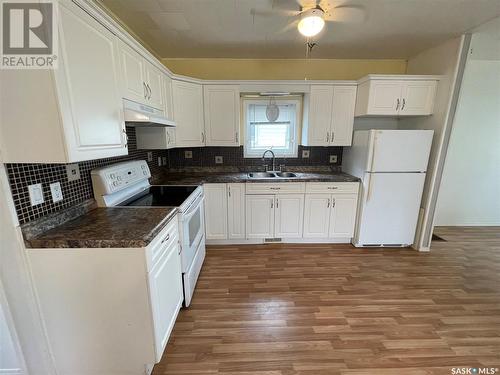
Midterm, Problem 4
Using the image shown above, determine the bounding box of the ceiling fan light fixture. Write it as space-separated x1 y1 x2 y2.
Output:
297 8 325 37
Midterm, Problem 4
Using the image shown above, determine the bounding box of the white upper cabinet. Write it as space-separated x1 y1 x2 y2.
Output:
355 75 438 117
172 80 205 147
117 40 165 110
302 85 357 147
0 1 127 163
203 85 240 146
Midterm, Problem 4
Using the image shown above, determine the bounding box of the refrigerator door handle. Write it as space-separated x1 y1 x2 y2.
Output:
366 175 373 202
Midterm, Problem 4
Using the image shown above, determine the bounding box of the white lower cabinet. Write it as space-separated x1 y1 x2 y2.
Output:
274 194 304 238
227 184 246 239
245 195 275 239
303 194 331 238
27 217 182 375
303 192 359 239
204 184 228 240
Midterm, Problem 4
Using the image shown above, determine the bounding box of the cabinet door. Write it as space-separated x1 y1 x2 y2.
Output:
331 86 356 146
306 86 334 146
227 184 245 239
117 40 147 104
245 195 274 239
367 81 402 115
303 194 331 238
164 75 174 122
204 184 228 240
274 194 304 238
329 194 358 238
144 62 165 110
58 2 127 161
149 243 183 361
204 85 240 146
400 81 437 116
172 81 204 147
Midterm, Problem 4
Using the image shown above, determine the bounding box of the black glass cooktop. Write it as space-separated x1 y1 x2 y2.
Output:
118 185 197 207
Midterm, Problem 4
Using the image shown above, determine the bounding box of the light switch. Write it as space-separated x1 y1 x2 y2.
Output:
157 157 162 166
147 152 153 162
162 156 167 165
50 182 63 203
28 184 44 206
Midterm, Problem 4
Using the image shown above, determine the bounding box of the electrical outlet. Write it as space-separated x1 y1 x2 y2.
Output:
50 182 63 203
302 150 310 158
147 152 153 162
330 155 338 164
158 157 162 166
66 164 80 182
162 156 167 165
184 150 193 159
215 156 223 164
28 183 44 206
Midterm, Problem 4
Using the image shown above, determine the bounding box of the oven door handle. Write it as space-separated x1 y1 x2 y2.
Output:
183 194 204 218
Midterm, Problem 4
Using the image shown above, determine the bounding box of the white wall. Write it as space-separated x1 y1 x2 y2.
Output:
398 36 467 249
435 23 500 225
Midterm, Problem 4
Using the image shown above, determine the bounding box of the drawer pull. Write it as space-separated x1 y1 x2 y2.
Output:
161 233 170 244
327 187 338 190
270 187 281 190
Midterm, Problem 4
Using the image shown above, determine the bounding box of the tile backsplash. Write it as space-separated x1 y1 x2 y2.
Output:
6 127 343 225
6 127 168 225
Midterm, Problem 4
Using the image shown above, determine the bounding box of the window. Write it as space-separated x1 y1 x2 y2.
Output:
243 99 300 158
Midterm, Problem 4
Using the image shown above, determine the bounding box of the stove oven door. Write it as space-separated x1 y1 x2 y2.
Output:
179 193 205 273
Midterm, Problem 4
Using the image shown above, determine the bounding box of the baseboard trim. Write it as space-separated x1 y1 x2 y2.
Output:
206 238 352 245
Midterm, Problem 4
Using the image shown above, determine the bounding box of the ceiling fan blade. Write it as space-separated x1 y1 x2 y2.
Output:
250 8 300 18
277 19 300 34
295 0 320 9
324 5 366 23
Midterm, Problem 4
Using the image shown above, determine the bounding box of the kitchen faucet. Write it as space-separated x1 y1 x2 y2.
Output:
262 149 277 172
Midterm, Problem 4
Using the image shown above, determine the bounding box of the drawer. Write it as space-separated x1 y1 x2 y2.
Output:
146 216 179 270
245 182 306 194
305 182 359 194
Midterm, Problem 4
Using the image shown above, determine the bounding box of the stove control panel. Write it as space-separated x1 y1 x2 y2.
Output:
91 160 151 197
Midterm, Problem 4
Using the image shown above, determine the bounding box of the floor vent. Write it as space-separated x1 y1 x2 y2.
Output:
265 238 282 242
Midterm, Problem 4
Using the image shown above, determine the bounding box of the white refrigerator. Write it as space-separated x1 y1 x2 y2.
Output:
343 130 433 247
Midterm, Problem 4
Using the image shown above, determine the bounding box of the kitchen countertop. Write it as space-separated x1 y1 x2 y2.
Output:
24 207 178 249
154 172 360 185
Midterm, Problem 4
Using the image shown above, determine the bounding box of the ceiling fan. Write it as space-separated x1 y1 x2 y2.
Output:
251 0 366 38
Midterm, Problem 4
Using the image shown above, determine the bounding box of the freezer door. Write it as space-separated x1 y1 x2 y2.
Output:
355 172 426 246
369 130 433 172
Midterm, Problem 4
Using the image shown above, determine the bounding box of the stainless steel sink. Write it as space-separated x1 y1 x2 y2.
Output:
248 172 277 178
275 172 298 178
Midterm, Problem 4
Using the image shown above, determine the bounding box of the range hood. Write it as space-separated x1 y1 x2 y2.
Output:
123 99 175 127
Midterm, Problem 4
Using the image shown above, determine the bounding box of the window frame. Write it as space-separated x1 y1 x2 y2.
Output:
242 98 301 158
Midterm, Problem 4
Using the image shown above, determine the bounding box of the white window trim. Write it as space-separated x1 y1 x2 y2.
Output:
242 98 301 158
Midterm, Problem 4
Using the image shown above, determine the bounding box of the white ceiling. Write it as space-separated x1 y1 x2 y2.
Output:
100 0 500 59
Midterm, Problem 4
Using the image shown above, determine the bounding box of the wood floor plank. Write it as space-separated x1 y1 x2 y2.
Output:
153 227 500 374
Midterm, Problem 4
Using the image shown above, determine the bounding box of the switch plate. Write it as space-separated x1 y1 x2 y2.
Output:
215 156 223 164
147 152 153 162
330 155 338 164
157 157 162 166
162 156 167 165
50 182 63 203
28 184 44 206
184 150 193 159
302 150 310 158
66 164 80 182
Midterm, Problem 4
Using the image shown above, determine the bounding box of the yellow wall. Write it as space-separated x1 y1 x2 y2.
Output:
162 58 407 80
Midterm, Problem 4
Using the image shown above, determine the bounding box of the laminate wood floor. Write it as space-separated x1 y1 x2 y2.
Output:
153 229 500 375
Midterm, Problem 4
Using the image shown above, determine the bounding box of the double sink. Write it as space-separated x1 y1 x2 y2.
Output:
248 172 298 179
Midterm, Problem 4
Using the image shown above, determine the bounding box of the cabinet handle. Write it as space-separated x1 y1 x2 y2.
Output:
167 131 171 144
332 198 335 208
396 98 400 111
143 82 148 99
201 132 205 143
276 198 279 209
270 187 280 190
401 98 406 110
331 132 335 142
271 200 273 208
327 186 338 190
326 132 330 142
327 198 330 208
161 233 170 244
235 132 238 143
228 186 231 197
147 84 152 99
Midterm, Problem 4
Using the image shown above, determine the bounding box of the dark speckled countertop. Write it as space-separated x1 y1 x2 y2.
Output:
24 207 177 249
154 172 359 185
